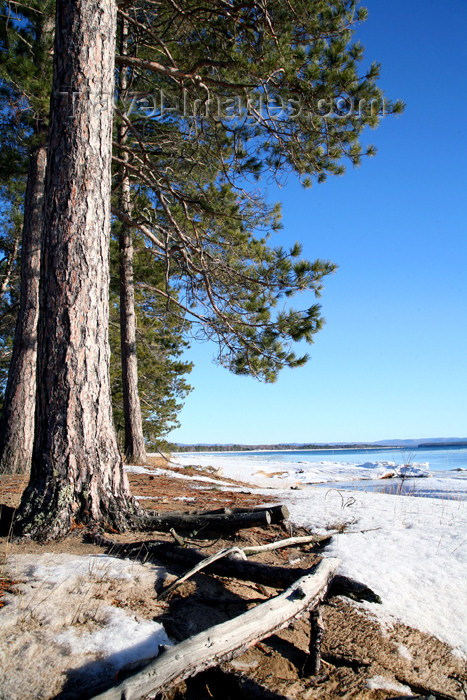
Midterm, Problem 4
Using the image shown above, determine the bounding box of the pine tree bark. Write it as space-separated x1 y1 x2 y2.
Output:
0 12 54 476
0 236 19 300
117 18 147 464
14 0 138 539
0 144 45 475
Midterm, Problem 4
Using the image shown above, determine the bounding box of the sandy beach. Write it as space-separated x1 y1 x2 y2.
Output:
1 458 466 699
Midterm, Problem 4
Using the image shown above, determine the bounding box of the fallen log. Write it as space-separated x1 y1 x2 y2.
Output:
145 543 380 603
182 504 290 524
158 535 331 600
140 508 273 536
87 533 380 605
234 504 290 524
86 532 380 605
145 541 310 589
92 558 340 700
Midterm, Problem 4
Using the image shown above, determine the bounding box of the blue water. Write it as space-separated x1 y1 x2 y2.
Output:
179 445 467 499
224 445 467 473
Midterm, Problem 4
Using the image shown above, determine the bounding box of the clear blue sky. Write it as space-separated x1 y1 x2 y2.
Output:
168 0 467 445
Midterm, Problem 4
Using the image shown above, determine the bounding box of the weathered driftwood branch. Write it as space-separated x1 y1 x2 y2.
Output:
303 607 325 676
242 533 331 555
158 546 248 600
92 558 340 700
138 505 290 536
158 535 332 600
87 532 381 605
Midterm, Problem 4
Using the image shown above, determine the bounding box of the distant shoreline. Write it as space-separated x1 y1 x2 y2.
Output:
174 442 467 453
174 445 388 454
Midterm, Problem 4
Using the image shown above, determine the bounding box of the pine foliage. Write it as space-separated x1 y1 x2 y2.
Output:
111 0 404 380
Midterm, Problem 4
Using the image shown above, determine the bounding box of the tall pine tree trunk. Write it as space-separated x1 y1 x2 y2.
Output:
15 0 138 539
118 18 147 464
0 144 45 475
0 237 19 299
0 13 54 477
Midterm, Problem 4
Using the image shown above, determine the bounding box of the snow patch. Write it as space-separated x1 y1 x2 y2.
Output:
56 605 171 669
281 487 467 653
125 462 232 486
174 452 433 487
124 464 166 475
0 554 172 699
8 552 152 586
366 675 412 694
397 643 413 661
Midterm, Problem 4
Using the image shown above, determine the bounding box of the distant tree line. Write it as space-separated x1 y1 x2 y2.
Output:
173 443 391 453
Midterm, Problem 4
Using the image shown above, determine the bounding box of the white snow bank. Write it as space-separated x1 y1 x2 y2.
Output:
125 462 232 486
174 452 467 654
280 486 467 655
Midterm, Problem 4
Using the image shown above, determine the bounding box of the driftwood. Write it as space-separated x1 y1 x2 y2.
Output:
159 535 331 600
87 533 380 604
158 546 248 600
143 542 380 604
92 558 340 700
242 533 331 555
303 607 325 676
139 504 289 536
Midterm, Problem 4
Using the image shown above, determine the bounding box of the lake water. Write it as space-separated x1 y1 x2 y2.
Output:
216 445 467 471
176 445 467 500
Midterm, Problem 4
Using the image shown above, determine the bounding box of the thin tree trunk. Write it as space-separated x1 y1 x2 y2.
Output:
15 0 138 540
0 236 19 300
0 145 45 475
117 18 147 464
0 12 54 477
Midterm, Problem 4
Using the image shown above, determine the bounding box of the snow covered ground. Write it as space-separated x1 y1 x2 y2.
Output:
0 554 173 699
173 451 467 492
282 487 467 656
174 452 467 656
